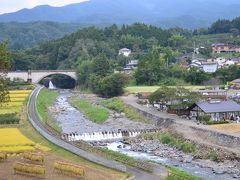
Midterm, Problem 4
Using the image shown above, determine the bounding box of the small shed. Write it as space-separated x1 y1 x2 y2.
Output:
189 100 240 121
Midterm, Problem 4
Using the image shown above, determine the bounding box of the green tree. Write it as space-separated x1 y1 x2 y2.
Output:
0 42 10 104
93 54 111 77
98 73 129 97
184 68 211 85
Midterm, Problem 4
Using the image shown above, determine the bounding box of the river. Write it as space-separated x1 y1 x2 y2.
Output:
50 90 238 180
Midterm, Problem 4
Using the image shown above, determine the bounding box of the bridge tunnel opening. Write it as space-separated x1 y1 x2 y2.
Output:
39 74 76 89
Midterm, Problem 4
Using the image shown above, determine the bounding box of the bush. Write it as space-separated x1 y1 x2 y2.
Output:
198 115 211 122
207 120 229 125
141 132 196 153
0 113 19 124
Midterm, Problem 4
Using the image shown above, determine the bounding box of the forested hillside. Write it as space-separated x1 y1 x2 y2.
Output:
11 24 175 70
1 0 240 29
0 22 81 49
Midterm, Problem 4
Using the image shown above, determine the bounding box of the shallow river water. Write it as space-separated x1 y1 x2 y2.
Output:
51 90 237 180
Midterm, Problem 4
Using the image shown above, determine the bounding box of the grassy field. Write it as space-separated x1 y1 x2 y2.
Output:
100 97 150 124
36 88 62 132
125 86 208 94
71 99 109 124
210 124 240 134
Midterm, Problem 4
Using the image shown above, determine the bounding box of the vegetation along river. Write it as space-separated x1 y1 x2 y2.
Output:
50 90 237 180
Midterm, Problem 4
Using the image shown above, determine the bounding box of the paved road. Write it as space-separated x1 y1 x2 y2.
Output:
27 86 165 180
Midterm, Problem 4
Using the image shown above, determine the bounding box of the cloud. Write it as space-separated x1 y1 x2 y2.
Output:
0 0 89 14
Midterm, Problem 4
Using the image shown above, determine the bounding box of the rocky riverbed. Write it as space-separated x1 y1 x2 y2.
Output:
49 91 157 133
129 138 240 179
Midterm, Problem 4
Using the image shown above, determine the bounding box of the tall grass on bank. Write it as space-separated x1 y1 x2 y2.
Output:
100 97 150 123
166 166 201 180
36 88 62 132
141 132 196 153
71 99 109 124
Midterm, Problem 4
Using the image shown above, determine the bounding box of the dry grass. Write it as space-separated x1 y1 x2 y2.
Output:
210 124 240 133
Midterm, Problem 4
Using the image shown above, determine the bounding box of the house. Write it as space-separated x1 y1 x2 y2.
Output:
202 62 218 73
211 43 240 53
123 60 139 73
119 48 131 57
193 89 227 99
189 100 240 121
189 59 218 73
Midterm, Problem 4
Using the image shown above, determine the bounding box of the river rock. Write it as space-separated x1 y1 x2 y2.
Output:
114 113 121 118
213 167 225 175
120 112 126 117
232 174 240 179
184 155 193 163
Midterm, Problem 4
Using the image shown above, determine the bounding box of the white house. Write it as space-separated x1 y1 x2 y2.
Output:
202 62 218 73
119 48 131 57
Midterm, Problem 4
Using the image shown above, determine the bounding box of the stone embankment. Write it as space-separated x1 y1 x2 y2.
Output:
121 96 240 158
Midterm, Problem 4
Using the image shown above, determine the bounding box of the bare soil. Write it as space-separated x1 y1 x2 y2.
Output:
0 150 124 180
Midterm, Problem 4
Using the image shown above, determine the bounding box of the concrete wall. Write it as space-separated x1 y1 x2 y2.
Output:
6 70 77 84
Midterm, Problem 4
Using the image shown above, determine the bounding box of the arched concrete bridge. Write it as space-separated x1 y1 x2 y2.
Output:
6 70 77 84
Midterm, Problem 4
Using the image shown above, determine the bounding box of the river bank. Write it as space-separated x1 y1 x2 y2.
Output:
49 90 240 179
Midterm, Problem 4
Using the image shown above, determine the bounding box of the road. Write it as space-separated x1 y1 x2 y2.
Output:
27 86 165 180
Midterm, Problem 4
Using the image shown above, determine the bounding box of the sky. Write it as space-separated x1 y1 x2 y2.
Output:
0 0 89 14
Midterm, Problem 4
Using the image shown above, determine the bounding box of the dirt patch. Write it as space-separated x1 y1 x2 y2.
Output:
0 151 124 180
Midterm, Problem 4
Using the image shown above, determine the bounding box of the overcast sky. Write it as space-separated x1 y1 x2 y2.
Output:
0 0 88 14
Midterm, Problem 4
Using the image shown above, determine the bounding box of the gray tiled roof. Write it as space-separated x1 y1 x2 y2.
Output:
196 100 240 113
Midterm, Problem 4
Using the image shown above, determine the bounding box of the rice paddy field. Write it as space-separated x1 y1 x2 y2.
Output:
0 90 31 115
0 128 36 153
125 86 209 94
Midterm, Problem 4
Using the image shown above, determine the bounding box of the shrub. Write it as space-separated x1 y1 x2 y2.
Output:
207 121 229 125
207 150 219 161
198 115 211 122
180 142 196 153
54 161 85 177
141 132 196 153
0 113 19 124
13 162 45 176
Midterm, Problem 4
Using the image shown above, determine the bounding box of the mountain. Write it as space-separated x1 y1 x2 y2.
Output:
1 0 240 28
0 21 81 49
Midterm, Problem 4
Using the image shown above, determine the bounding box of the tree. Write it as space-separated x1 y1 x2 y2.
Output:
0 42 10 104
92 54 111 77
184 68 211 85
149 86 201 111
98 73 128 97
77 58 93 86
